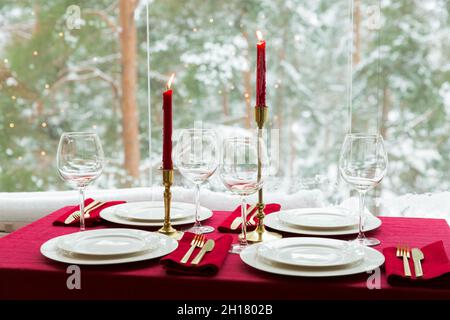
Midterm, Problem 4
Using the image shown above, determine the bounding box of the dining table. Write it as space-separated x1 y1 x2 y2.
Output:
0 205 449 300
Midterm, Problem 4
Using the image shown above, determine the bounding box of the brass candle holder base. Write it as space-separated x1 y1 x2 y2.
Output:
247 106 282 243
246 202 282 243
246 226 282 242
158 169 183 240
158 225 183 240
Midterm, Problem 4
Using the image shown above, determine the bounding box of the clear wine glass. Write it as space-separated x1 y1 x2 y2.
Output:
56 132 104 231
339 133 388 246
219 136 268 254
174 129 219 234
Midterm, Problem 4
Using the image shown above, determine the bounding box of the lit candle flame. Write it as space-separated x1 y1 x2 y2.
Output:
256 30 264 42
167 73 175 89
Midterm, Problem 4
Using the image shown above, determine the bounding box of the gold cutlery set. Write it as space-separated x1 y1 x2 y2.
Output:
64 201 105 224
396 245 424 277
180 234 215 265
230 205 258 230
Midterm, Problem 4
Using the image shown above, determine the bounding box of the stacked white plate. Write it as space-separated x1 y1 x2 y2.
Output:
40 228 178 265
265 206 382 236
240 237 385 277
100 201 213 227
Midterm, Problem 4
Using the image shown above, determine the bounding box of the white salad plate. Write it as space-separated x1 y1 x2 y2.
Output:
241 242 385 277
100 201 213 227
278 207 357 230
41 231 178 265
113 201 194 221
57 228 160 257
264 211 381 236
257 237 364 268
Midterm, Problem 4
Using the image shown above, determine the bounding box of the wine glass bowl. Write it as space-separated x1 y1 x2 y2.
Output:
340 160 386 193
221 177 261 196
57 158 103 188
339 133 388 246
57 132 104 185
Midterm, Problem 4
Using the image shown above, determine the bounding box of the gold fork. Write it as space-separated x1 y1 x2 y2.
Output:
64 200 99 224
65 201 105 224
396 244 412 277
245 207 259 227
180 234 206 264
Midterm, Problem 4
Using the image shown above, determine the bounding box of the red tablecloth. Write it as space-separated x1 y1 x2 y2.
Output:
0 208 449 300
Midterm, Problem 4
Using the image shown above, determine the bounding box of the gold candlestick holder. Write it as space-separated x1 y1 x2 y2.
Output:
158 169 183 240
246 106 282 243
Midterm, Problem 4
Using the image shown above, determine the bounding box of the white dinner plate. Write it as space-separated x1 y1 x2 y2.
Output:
241 243 384 277
257 237 364 268
278 207 357 230
100 201 213 227
41 232 178 265
264 212 381 236
114 201 194 221
57 228 159 257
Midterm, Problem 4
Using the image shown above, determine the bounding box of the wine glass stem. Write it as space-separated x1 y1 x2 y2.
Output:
193 183 201 228
78 187 86 231
240 196 248 246
357 190 367 242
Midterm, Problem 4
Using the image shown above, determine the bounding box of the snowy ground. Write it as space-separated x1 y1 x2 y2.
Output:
378 192 450 223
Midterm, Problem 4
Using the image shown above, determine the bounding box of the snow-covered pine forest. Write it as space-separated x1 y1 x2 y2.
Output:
0 0 449 199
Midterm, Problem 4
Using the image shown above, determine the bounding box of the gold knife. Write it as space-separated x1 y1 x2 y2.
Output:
191 239 215 265
83 201 106 218
411 248 424 278
64 200 100 224
230 217 243 230
246 206 259 226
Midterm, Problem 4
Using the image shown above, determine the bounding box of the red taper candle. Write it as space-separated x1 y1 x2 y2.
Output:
162 73 175 170
256 30 266 107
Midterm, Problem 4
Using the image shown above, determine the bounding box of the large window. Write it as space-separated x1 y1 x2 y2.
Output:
351 0 450 196
0 0 150 191
1 0 449 198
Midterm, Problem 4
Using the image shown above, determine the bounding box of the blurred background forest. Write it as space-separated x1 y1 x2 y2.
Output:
0 0 449 198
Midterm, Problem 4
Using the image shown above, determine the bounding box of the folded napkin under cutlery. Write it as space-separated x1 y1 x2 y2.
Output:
53 198 126 227
160 232 232 276
217 203 281 233
384 240 450 286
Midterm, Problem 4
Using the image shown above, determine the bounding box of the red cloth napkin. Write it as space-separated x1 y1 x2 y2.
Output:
217 203 281 233
53 198 126 227
384 241 450 286
160 232 232 276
